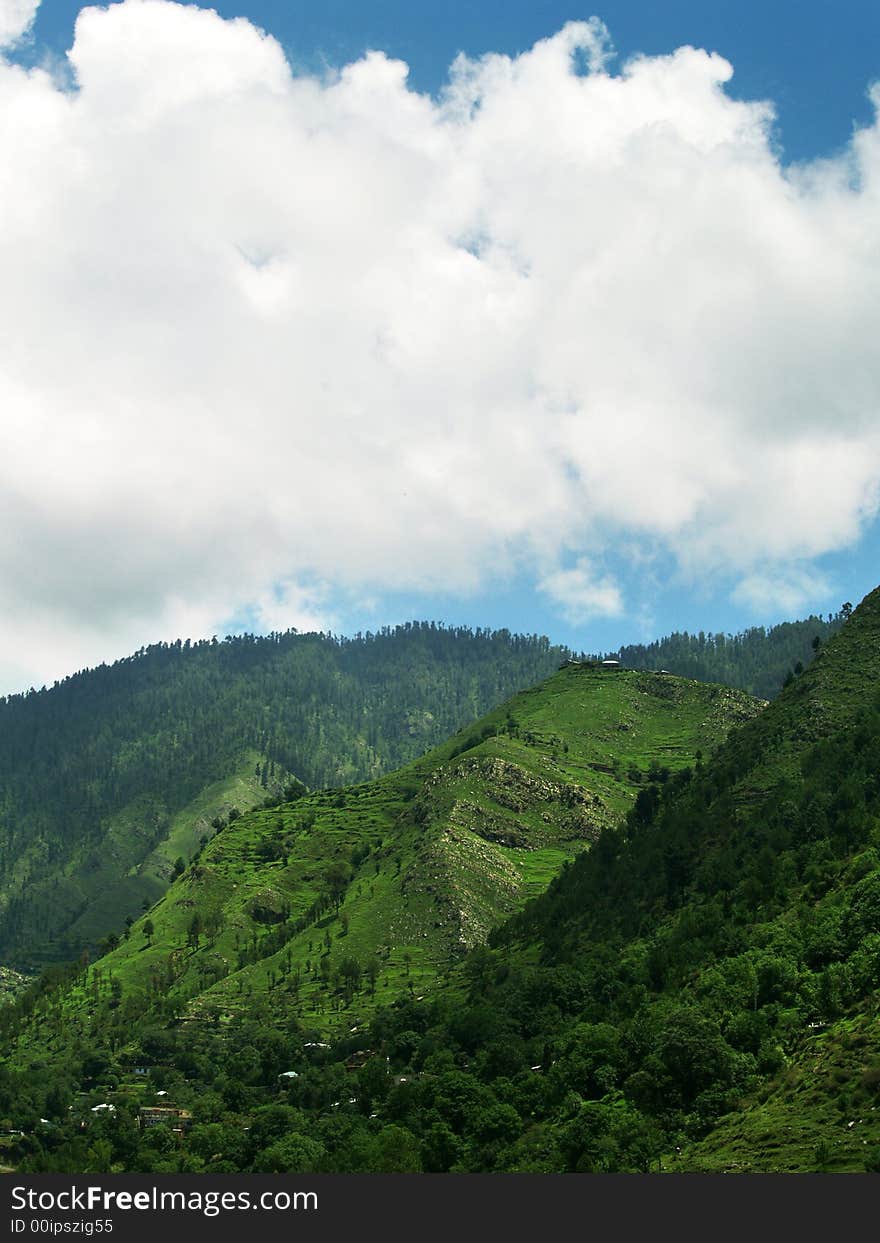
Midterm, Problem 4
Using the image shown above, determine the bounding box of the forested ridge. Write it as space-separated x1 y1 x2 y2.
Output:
0 624 568 966
605 613 843 701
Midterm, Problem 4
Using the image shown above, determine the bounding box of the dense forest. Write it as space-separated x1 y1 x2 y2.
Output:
0 594 877 1172
606 613 843 701
0 624 569 966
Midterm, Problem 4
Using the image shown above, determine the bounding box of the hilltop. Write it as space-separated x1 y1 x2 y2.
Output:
609 613 842 701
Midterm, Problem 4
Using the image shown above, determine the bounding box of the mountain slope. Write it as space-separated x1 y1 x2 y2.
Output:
331 585 880 1172
0 664 760 1162
0 624 569 968
95 665 756 1032
0 611 835 972
674 1008 880 1172
8 589 878 1174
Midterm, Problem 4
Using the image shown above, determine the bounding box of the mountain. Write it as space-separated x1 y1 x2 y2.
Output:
6 591 875 1174
0 663 760 1171
329 584 880 1173
0 624 570 969
57 664 758 1022
0 612 834 972
6 586 866 1173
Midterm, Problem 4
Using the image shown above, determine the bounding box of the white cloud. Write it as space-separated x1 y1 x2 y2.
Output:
0 0 39 49
250 579 337 636
538 559 624 623
732 567 834 617
1 4 880 689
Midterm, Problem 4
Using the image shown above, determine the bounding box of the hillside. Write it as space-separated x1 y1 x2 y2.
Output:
326 584 880 1173
4 588 867 1172
71 665 758 1026
0 611 836 973
0 665 761 1170
0 624 569 968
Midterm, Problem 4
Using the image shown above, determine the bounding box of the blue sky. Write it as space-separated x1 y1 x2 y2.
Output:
1 1 879 689
25 1 880 164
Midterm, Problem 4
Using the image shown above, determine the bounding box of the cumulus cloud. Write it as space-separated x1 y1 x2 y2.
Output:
1 2 880 690
732 566 834 617
538 560 624 623
0 0 39 48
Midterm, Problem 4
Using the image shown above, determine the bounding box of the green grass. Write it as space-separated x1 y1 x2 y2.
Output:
676 1007 880 1172
509 848 569 899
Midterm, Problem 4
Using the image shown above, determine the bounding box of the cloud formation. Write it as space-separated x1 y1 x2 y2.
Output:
0 0 38 47
1 2 879 690
538 560 624 623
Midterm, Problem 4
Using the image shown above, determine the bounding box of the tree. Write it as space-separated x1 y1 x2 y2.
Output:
364 958 380 995
44 1083 70 1121
325 861 351 910
143 919 154 945
252 1133 326 1173
338 956 361 999
370 1125 422 1173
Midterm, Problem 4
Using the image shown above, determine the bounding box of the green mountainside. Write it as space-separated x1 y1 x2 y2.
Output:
348 585 879 1174
0 665 760 1170
0 613 834 972
7 586 868 1176
0 624 569 968
3 594 875 1175
62 666 758 1027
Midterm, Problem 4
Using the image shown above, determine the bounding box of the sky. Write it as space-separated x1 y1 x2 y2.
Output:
1 0 880 694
